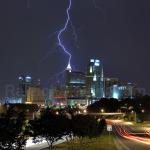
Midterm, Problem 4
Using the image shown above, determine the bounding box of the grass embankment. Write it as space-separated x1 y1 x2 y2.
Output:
43 131 117 150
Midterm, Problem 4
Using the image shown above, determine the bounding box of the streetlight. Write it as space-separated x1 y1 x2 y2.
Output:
141 109 145 113
56 111 59 115
83 109 87 114
101 109 104 113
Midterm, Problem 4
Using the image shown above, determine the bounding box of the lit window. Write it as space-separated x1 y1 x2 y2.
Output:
93 74 97 81
94 62 100 66
91 88 95 96
90 59 94 62
90 67 93 73
25 76 32 82
95 59 100 63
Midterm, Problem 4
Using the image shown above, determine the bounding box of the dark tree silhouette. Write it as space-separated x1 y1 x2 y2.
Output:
0 111 29 150
30 111 69 150
71 114 100 149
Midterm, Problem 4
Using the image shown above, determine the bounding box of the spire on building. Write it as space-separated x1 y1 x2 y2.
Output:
66 63 72 72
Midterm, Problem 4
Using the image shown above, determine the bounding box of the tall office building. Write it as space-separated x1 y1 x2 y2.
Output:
86 59 104 101
66 70 86 98
18 75 32 103
65 70 87 106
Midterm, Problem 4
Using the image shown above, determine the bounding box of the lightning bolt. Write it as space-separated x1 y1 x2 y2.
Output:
57 0 72 71
46 0 73 85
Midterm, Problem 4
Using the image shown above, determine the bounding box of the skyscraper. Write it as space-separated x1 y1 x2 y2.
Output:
86 59 104 101
18 75 32 103
65 70 87 106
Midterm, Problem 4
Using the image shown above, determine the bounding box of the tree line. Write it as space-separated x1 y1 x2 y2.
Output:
87 95 150 113
0 108 106 150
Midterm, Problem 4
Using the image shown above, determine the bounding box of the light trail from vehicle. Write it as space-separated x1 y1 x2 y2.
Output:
113 122 150 145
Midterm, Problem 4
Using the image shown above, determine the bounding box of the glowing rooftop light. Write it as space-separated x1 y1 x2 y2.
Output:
66 62 72 71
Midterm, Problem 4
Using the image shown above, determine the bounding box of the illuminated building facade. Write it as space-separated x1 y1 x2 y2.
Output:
18 76 46 106
105 80 145 99
86 59 104 101
1 97 22 104
118 83 145 99
104 78 119 98
111 85 120 99
26 85 45 106
49 85 67 106
66 70 87 106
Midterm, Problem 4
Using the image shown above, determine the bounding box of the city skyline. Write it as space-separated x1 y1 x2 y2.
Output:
0 1 150 149
1 58 145 104
0 0 150 98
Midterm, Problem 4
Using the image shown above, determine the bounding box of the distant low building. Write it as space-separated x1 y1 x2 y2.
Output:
26 86 45 106
105 81 145 99
104 78 119 98
49 85 67 106
3 97 22 104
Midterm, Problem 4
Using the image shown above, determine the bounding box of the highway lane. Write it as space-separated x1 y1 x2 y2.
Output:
109 120 150 150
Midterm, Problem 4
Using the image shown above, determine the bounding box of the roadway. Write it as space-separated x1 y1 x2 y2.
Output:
109 120 150 150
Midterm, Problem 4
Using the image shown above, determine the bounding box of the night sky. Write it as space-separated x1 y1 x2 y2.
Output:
0 0 150 97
